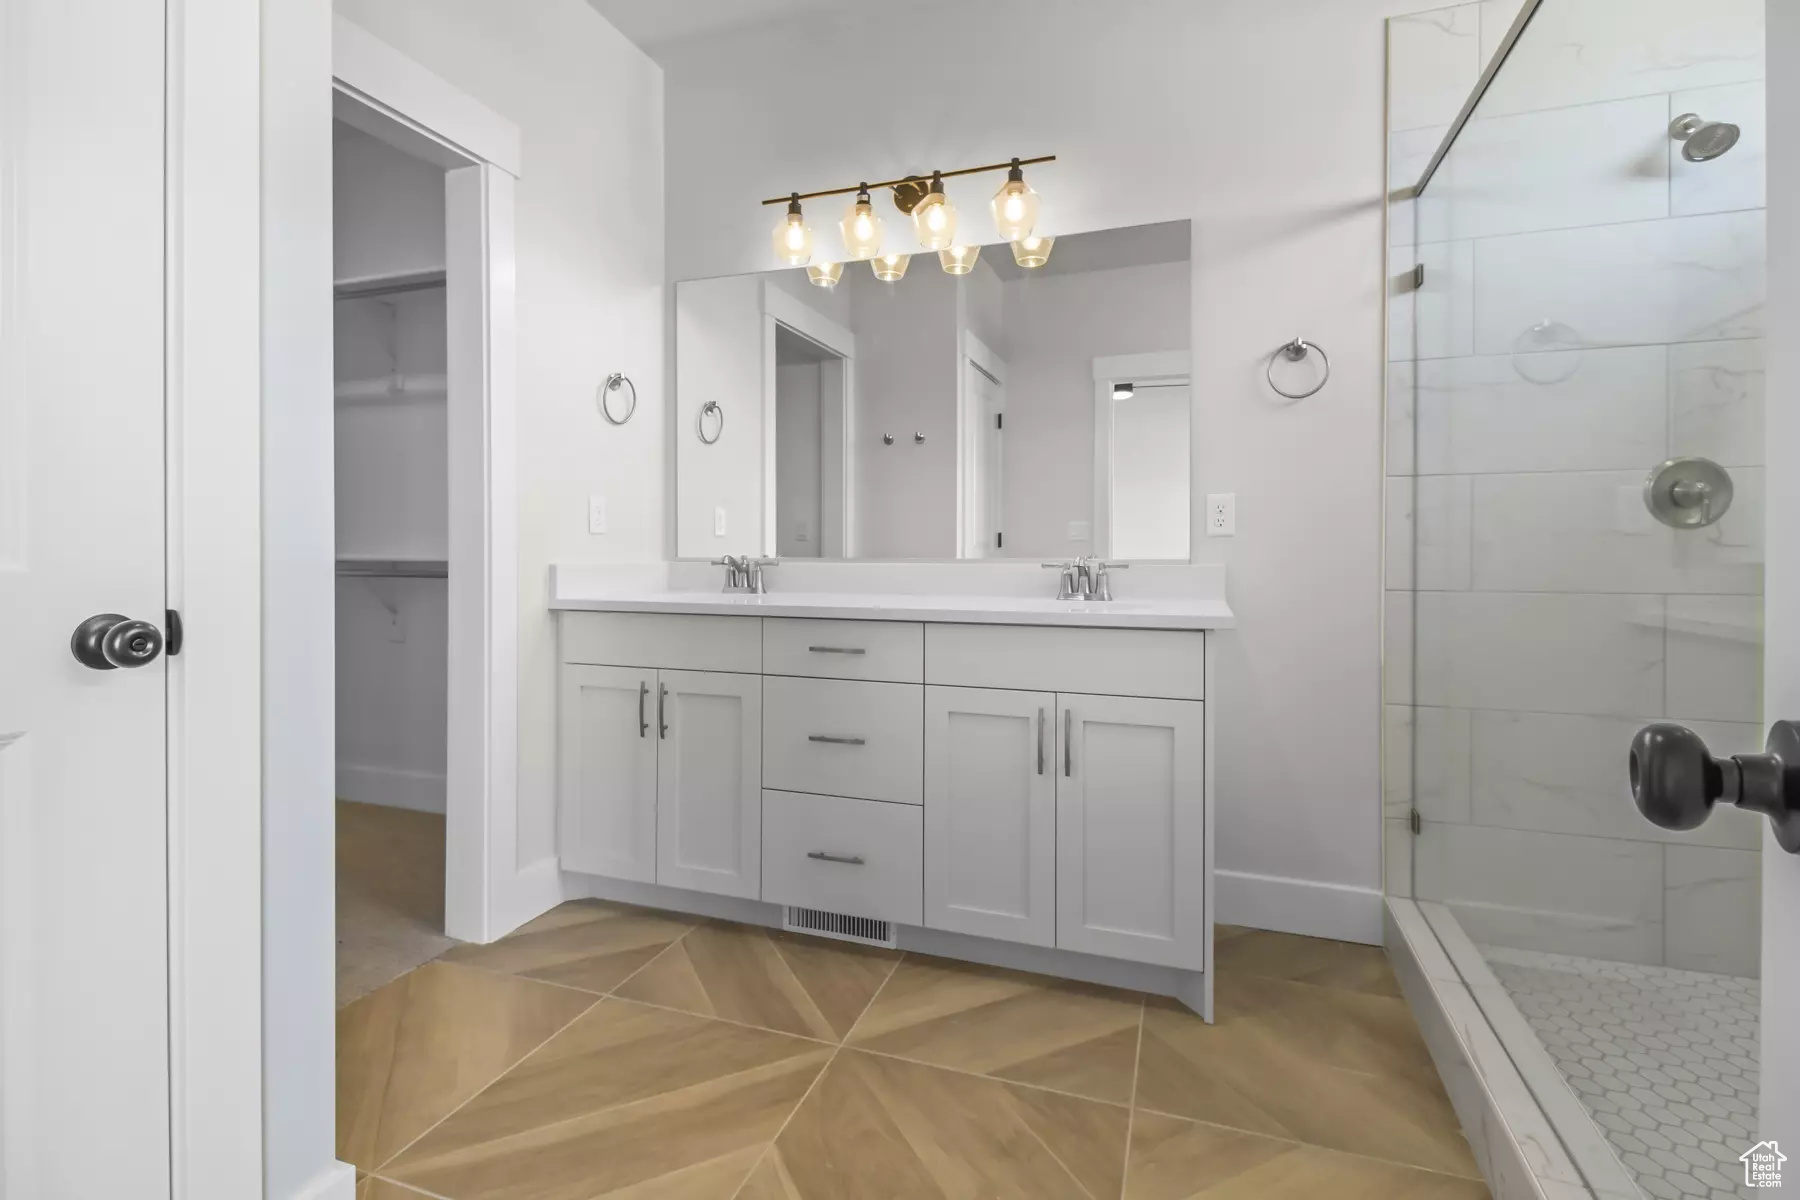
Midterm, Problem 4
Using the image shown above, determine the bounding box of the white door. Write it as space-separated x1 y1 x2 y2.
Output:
1056 695 1205 968
924 686 1056 945
656 670 762 898
0 0 173 1194
558 665 658 882
1763 2 1799 1150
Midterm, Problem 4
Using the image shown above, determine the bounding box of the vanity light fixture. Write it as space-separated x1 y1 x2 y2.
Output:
771 193 813 266
1011 234 1054 268
806 261 843 289
871 252 910 282
911 171 957 251
763 155 1053 266
840 184 884 261
990 158 1041 242
938 244 981 275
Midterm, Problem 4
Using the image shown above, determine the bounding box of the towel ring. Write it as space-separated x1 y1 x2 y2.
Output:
599 373 637 425
696 400 724 445
1266 337 1330 400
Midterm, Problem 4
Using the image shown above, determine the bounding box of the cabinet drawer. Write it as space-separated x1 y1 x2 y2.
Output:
763 676 923 805
762 790 922 925
925 624 1204 701
561 611 760 673
763 618 923 683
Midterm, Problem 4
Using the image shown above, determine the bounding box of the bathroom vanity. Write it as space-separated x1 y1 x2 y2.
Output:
550 562 1230 1016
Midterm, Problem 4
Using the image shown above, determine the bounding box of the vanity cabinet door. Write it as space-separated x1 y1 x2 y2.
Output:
1056 695 1205 969
559 665 659 882
656 669 763 899
924 686 1056 947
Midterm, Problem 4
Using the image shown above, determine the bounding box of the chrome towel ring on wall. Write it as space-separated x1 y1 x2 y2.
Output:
1266 336 1330 400
696 400 724 445
599 372 637 424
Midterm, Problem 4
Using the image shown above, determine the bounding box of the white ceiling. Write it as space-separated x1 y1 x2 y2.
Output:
586 0 883 55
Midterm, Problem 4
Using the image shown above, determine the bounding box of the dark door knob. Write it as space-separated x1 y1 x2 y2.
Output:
70 613 165 670
1630 720 1800 854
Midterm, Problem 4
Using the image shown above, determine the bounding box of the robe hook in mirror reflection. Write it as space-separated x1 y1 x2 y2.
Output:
1266 337 1330 400
599 372 637 425
696 400 724 445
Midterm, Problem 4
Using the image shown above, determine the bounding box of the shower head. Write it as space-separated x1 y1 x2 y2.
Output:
1670 113 1741 162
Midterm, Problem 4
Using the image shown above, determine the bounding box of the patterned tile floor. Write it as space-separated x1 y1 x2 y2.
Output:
337 903 1491 1198
1485 946 1760 1200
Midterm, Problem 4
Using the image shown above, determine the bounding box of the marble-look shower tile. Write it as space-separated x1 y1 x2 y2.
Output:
1439 95 1670 241
1389 4 1484 132
1469 471 1763 595
1389 476 1473 593
1470 710 1763 849
1665 594 1763 723
1387 818 1415 898
1670 81 1766 216
1478 0 1764 117
1472 210 1765 356
1477 0 1525 65
1386 590 1415 705
1670 339 1764 467
1387 359 1416 477
1392 125 1452 248
1415 823 1664 964
1394 239 1476 363
1413 591 1665 717
1664 845 1761 977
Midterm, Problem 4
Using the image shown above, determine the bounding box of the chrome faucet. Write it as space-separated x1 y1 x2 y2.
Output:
713 554 775 594
1042 556 1129 601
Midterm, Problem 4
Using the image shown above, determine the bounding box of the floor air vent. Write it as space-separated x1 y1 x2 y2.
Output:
782 906 896 949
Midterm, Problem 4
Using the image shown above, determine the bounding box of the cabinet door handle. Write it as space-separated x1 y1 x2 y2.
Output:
807 734 867 746
807 645 866 655
658 684 668 739
638 681 648 738
1064 708 1073 777
807 851 865 865
1037 707 1046 775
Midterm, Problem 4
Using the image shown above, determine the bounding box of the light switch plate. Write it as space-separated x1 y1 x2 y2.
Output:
587 494 607 535
1067 520 1091 541
1206 493 1236 537
714 506 728 536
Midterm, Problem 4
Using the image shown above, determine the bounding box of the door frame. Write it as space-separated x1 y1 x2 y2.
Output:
760 282 856 558
1091 351 1190 561
956 330 1007 558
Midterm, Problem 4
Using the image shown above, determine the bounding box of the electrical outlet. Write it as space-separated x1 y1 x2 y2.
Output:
794 518 811 544
714 506 728 537
1206 493 1236 537
1067 520 1091 542
587 494 607 535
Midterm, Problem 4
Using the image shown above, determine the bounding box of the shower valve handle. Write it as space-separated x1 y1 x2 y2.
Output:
1629 720 1800 854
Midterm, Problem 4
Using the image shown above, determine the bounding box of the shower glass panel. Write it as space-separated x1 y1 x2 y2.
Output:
1389 1 1764 1194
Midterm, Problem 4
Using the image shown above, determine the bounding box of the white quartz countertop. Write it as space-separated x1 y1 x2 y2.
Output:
549 566 1234 631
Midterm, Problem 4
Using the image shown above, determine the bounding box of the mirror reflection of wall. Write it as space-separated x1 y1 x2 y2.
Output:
675 219 1192 561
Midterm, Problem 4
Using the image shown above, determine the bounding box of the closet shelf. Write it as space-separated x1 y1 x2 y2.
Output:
336 373 447 404
333 268 447 300
337 556 448 579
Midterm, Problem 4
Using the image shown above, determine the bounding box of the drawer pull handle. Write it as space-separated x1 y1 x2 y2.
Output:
1064 708 1073 777
807 851 866 865
807 645 867 655
1037 707 1046 776
659 684 669 739
807 734 867 746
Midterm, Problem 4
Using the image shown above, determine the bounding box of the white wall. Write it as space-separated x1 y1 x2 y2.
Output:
675 275 764 555
333 0 665 868
656 0 1455 928
1000 260 1190 559
332 121 445 280
775 356 823 557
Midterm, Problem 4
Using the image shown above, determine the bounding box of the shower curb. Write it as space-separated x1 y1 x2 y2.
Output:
1385 898 1642 1200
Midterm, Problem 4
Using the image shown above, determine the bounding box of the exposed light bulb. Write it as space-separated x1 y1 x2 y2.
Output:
1011 234 1054 269
938 244 981 275
911 171 957 251
770 193 813 266
990 159 1041 242
806 261 843 289
871 252 910 282
839 185 884 261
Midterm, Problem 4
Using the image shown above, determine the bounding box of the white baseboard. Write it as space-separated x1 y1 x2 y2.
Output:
492 855 568 940
1216 869 1383 945
336 761 445 813
283 1160 356 1200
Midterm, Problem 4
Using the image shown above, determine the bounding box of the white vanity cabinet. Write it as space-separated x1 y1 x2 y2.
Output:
555 604 1216 1008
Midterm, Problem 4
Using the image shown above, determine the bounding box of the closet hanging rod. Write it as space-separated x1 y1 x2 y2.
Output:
336 557 448 579
333 268 447 300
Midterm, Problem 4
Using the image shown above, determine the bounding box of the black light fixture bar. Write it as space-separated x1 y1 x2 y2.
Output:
761 155 1056 207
